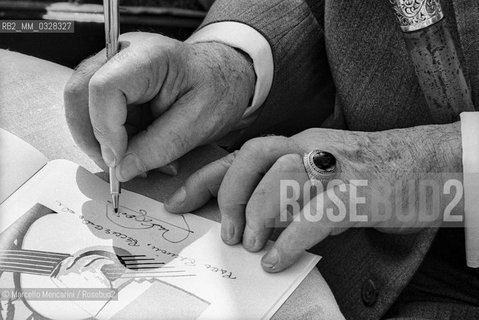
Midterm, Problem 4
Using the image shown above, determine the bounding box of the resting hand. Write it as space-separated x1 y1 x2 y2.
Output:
166 123 462 272
64 32 255 180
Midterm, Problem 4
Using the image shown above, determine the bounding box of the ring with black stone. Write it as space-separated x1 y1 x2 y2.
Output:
303 150 337 184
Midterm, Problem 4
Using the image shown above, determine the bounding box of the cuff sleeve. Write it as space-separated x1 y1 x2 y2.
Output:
186 21 274 119
460 112 479 268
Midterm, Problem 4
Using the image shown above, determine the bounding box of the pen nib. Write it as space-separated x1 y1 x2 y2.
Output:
112 193 120 214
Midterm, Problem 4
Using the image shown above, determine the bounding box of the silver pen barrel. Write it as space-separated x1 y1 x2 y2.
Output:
104 0 120 59
110 167 120 213
104 0 121 212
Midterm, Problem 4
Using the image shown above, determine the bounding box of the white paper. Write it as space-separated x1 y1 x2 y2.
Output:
0 128 48 204
0 159 320 320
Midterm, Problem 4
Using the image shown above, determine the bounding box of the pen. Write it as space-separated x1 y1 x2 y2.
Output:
104 0 121 213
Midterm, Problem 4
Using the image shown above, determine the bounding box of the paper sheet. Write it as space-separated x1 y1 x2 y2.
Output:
0 159 320 320
0 128 48 204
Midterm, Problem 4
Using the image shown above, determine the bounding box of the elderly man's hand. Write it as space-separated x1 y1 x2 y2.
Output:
165 123 463 272
64 32 255 180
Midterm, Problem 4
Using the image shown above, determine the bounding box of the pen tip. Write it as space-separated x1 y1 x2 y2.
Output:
112 194 119 213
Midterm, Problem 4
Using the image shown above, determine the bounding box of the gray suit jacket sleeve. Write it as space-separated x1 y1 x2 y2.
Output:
198 0 335 141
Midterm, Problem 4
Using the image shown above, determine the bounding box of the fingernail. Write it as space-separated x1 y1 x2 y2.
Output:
101 145 117 167
166 163 178 175
262 248 279 269
221 219 235 243
166 187 186 208
118 153 145 181
158 163 178 176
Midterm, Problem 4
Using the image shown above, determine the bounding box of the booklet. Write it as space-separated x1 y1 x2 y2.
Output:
0 128 320 320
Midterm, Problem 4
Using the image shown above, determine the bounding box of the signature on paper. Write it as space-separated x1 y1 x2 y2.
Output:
105 202 194 244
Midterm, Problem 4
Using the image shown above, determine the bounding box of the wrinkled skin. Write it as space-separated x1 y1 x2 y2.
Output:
166 123 463 272
64 32 255 181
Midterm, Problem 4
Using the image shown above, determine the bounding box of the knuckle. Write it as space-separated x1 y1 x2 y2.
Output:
241 137 266 155
121 31 139 38
64 79 82 100
274 154 303 171
75 60 96 78
160 36 182 52
73 52 105 78
64 76 88 106
88 73 111 93
300 128 318 137
91 125 110 143
220 151 238 168
189 166 209 187
241 136 291 158
65 55 105 107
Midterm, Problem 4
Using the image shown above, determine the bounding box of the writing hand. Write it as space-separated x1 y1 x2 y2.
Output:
166 123 462 272
64 32 255 180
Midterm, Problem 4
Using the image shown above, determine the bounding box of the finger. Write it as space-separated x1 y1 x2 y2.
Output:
64 50 108 166
218 137 299 245
88 41 168 167
115 93 218 181
155 160 180 176
261 182 350 273
165 152 237 213
243 154 309 252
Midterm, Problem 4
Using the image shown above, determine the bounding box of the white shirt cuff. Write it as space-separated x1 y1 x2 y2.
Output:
186 21 274 119
460 112 479 268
